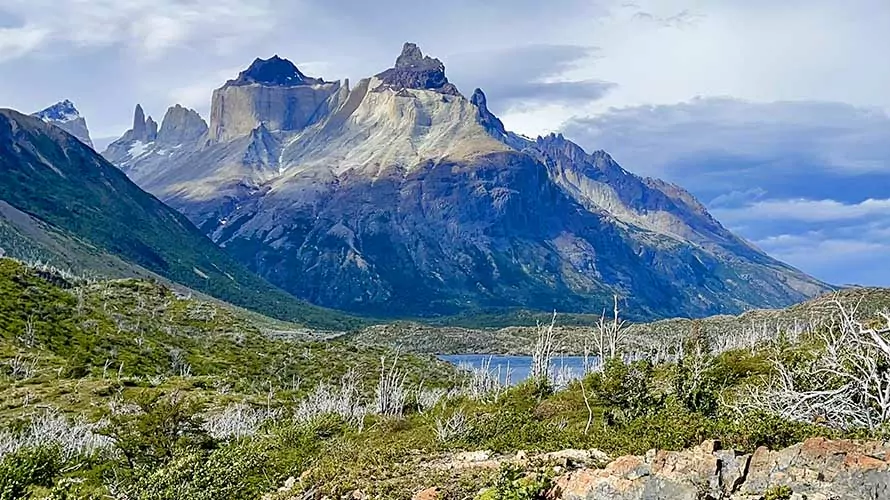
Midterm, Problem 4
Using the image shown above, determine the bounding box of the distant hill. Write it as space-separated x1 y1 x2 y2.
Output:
0 108 361 330
349 286 890 355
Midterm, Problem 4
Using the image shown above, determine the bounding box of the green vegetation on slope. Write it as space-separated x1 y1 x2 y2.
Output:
5 256 885 499
0 258 453 421
0 109 361 330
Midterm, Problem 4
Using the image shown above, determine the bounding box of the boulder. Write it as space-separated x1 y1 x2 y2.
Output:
552 439 890 499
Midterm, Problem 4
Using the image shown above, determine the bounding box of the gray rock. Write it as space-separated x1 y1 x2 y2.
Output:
226 55 324 87
157 104 208 146
133 103 147 139
374 42 461 96
145 116 158 142
555 439 890 500
471 88 507 138
208 63 340 142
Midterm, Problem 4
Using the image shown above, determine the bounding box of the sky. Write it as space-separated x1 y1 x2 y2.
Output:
1 0 889 286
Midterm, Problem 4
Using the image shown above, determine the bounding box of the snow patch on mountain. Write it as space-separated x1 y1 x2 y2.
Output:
32 100 94 148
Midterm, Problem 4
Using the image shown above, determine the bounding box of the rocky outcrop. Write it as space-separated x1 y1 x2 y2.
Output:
131 104 158 143
102 104 160 167
226 55 324 87
32 100 93 148
209 56 341 142
157 104 208 146
471 88 507 138
374 42 461 96
555 438 890 499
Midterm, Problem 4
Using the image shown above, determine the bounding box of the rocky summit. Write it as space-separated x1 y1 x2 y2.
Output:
32 99 94 148
374 42 462 96
102 42 830 319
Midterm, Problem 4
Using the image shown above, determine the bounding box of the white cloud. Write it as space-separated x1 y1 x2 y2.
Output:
0 25 48 61
576 0 890 116
564 98 890 179
754 232 890 285
713 198 890 223
0 0 279 59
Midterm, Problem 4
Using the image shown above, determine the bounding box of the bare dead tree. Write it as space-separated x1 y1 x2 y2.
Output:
375 353 408 418
737 299 890 430
590 295 629 365
458 356 510 402
434 409 469 443
530 311 558 383
580 376 593 435
17 316 36 348
6 354 39 380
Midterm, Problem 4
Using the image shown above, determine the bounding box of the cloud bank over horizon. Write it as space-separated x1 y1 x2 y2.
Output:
1 0 888 286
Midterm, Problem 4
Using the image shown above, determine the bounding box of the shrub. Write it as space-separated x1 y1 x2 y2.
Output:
125 443 269 500
103 391 211 470
478 464 552 500
589 358 661 425
764 485 793 500
0 446 59 500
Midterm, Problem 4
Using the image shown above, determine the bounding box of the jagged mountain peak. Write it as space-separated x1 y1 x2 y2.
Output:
157 104 208 146
227 55 324 87
101 45 831 320
375 42 460 96
471 88 508 137
130 104 158 143
32 99 93 148
394 42 442 71
34 99 80 122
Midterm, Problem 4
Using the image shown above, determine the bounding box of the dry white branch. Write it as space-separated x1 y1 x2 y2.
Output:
458 356 510 402
203 403 277 441
375 353 408 418
591 295 628 362
294 368 367 430
738 299 890 430
531 311 558 383
434 409 469 443
0 410 114 460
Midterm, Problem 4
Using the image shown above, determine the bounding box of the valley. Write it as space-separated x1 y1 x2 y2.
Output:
0 36 888 500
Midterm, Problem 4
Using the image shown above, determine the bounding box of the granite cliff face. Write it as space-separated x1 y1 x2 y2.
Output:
209 55 341 142
103 42 830 319
32 100 93 148
158 104 208 146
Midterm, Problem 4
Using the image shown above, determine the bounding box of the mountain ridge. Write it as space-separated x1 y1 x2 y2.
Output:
0 108 361 329
100 42 831 319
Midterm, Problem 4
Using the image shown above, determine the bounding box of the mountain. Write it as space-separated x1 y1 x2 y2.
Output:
32 100 94 148
0 108 360 329
102 43 831 320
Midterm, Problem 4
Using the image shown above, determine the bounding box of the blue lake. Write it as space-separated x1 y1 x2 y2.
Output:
438 354 589 384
